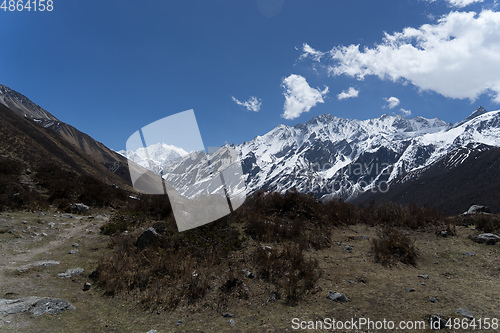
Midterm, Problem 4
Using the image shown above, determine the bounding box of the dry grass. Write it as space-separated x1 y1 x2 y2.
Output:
371 226 419 266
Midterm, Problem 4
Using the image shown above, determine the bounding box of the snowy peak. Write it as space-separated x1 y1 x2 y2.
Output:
118 143 188 172
453 106 488 128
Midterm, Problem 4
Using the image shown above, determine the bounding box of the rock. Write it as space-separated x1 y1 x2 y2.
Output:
242 269 255 279
461 251 476 256
430 297 438 303
147 330 158 333
174 320 183 326
348 280 355 284
456 308 474 319
343 245 353 253
439 230 448 237
48 222 56 228
268 291 280 302
228 319 236 326
68 249 79 254
464 205 490 215
405 288 415 292
136 227 160 250
262 246 272 251
222 313 234 317
428 314 448 330
21 221 27 224
41 232 47 237
326 291 348 302
32 260 60 268
58 267 84 278
82 282 91 291
471 233 499 245
61 214 74 219
70 203 90 214
361 235 370 240
0 297 75 317
418 275 429 280
25 168 32 175
359 278 366 284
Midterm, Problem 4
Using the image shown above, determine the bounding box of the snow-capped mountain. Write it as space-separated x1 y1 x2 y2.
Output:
122 106 500 203
117 143 188 174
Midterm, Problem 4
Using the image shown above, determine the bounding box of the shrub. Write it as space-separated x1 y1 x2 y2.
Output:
371 226 419 266
253 244 320 305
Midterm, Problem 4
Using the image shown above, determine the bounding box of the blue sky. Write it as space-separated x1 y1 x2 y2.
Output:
1 0 500 151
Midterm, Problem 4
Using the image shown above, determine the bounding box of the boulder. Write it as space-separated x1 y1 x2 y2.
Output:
464 205 490 215
136 227 160 250
0 297 75 317
471 233 499 245
70 203 90 214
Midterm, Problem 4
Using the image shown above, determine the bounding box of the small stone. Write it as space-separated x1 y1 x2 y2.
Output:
58 267 84 278
68 249 79 254
147 330 158 333
242 269 255 279
456 308 474 319
430 297 438 303
361 235 370 240
462 251 476 256
174 321 183 326
343 245 353 253
418 275 429 280
48 222 55 228
22 221 27 224
72 243 79 248
326 291 348 302
82 282 91 291
359 278 366 284
405 288 415 292
228 319 236 326
41 233 47 237
222 313 234 317
348 280 355 284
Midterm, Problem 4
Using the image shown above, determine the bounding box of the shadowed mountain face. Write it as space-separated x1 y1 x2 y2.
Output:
354 144 500 215
0 103 130 188
0 84 131 181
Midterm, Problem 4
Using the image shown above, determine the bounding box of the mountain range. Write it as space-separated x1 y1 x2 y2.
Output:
2 83 499 214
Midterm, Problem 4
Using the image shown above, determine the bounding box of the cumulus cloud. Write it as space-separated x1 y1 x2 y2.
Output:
400 108 412 116
427 0 484 8
232 96 262 112
384 97 401 109
337 87 359 100
302 10 500 103
281 74 329 120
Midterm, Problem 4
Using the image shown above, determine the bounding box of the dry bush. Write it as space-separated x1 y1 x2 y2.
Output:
253 244 320 305
371 226 419 266
471 215 500 233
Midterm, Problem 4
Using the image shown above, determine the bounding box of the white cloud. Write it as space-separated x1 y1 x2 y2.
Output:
281 74 329 120
427 0 484 8
384 96 401 109
400 108 412 116
299 43 325 62
337 87 359 100
232 96 262 112
303 10 500 103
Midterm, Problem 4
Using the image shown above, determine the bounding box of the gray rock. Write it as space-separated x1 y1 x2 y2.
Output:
222 312 234 317
418 275 429 280
146 330 158 333
58 267 84 278
0 297 75 317
361 235 370 240
61 214 74 219
174 320 183 326
68 249 79 254
48 222 56 228
136 227 160 250
70 203 90 214
326 291 348 302
82 282 91 291
471 233 499 245
32 260 60 268
462 251 476 256
72 243 79 248
228 319 236 326
464 205 490 215
428 314 448 330
456 308 474 319
430 297 438 303
343 245 353 253
405 288 415 292
242 269 255 279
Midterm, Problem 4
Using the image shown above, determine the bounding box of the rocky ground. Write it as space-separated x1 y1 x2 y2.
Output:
0 209 499 332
